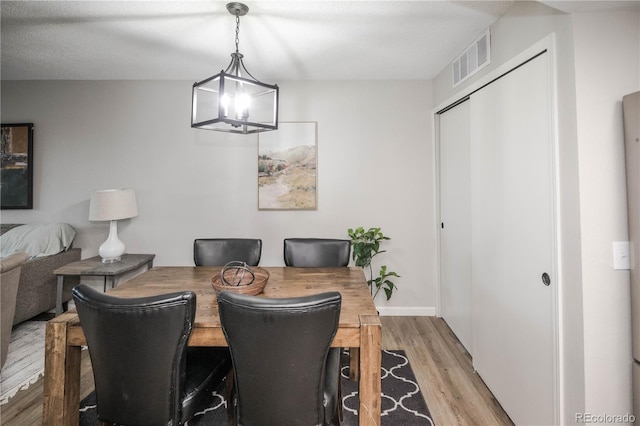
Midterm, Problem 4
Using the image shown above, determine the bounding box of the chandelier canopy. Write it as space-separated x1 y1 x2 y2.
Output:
191 2 279 134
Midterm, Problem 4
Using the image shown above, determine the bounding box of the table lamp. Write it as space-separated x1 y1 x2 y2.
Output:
89 188 138 263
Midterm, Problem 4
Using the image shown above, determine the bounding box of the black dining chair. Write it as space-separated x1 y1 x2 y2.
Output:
218 290 343 426
194 238 262 266
72 284 232 426
283 238 353 393
283 238 351 267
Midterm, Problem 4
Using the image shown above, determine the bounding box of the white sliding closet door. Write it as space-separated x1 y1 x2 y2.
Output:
439 99 473 353
470 52 556 425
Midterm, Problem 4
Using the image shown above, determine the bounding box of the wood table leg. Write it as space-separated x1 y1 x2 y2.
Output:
43 313 81 426
55 276 64 316
358 314 381 426
349 347 360 380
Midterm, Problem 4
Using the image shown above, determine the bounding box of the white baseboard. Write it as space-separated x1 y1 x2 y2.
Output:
376 306 436 316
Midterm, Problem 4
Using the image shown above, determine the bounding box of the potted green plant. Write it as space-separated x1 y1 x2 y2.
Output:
347 226 400 301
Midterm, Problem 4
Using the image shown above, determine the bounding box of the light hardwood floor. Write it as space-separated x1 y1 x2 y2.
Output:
381 317 513 425
0 316 513 425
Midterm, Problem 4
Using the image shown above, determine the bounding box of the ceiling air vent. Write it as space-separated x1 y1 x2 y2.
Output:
452 29 490 87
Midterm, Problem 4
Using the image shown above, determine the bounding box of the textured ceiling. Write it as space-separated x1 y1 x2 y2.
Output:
2 1 516 80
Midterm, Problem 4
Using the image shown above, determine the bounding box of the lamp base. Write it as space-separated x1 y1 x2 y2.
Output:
98 220 126 264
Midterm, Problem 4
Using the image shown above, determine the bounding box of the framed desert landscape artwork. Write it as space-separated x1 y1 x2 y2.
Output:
1 123 34 209
258 122 317 210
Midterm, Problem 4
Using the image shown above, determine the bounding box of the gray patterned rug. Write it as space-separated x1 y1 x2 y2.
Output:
0 312 83 405
0 319 48 404
79 349 434 425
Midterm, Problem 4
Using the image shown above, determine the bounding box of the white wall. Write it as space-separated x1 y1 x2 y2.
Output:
0 79 435 314
572 8 639 417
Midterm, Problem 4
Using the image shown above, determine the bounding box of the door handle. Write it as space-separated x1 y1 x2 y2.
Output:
541 272 551 286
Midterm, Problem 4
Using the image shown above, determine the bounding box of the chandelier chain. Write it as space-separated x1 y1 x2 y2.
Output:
235 14 241 54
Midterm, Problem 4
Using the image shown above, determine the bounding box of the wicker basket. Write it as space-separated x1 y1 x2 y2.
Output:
211 262 270 296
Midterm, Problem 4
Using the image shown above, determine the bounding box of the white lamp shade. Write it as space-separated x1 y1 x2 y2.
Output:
89 189 138 221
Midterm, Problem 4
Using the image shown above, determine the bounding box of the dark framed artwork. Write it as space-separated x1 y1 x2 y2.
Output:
258 122 317 210
1 123 34 209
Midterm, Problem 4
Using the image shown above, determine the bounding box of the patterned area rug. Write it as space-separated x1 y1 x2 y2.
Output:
341 350 434 424
0 321 46 404
79 349 434 425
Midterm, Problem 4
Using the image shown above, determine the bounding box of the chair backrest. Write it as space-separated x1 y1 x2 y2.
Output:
283 238 351 267
72 284 196 425
1 251 28 368
218 290 342 426
194 238 262 266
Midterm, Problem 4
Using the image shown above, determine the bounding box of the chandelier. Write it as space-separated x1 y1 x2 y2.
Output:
191 2 279 134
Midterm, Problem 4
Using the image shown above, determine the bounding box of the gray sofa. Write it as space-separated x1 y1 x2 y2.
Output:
1 224 80 325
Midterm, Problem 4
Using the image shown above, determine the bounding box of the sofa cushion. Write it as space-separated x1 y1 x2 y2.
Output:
0 223 76 259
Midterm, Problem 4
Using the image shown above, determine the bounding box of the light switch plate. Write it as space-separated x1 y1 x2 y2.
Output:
613 241 631 270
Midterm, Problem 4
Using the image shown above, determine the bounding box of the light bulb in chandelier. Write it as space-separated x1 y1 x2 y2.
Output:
221 94 230 118
235 93 250 120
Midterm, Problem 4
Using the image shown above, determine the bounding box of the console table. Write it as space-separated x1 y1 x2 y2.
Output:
52 253 155 316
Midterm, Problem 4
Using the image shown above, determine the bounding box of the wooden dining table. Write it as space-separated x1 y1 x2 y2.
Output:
42 266 382 425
